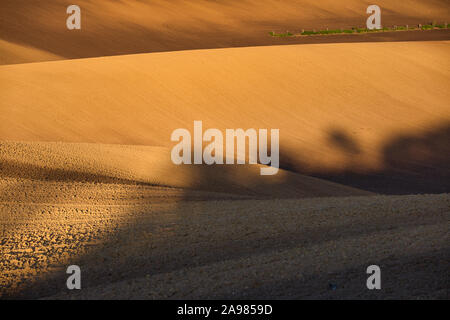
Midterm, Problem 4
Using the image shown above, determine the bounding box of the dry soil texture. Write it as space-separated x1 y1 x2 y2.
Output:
1 41 449 194
1 1 449 300
1 0 450 64
1 176 449 299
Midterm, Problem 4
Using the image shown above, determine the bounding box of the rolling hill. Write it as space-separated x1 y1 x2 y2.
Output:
1 0 449 64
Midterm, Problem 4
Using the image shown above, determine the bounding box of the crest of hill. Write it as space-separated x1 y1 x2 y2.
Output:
0 41 448 177
0 141 372 198
1 0 449 64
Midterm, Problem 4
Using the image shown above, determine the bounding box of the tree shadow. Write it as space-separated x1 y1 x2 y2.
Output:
327 129 361 155
209 248 450 299
1 122 449 299
292 122 450 195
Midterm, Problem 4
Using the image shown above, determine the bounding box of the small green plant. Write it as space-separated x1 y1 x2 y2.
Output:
269 21 448 38
421 24 434 30
269 31 293 37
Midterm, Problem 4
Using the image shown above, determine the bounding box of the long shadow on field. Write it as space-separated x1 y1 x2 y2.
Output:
281 122 450 195
1 122 449 299
210 248 450 299
0 159 144 185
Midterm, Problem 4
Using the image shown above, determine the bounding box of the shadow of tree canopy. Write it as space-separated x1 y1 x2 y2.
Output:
1 122 449 299
327 128 362 155
300 122 450 194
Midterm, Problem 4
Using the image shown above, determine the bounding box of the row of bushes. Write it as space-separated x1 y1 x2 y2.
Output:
269 23 448 37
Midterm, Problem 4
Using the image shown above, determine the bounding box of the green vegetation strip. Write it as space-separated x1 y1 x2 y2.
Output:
269 24 449 37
